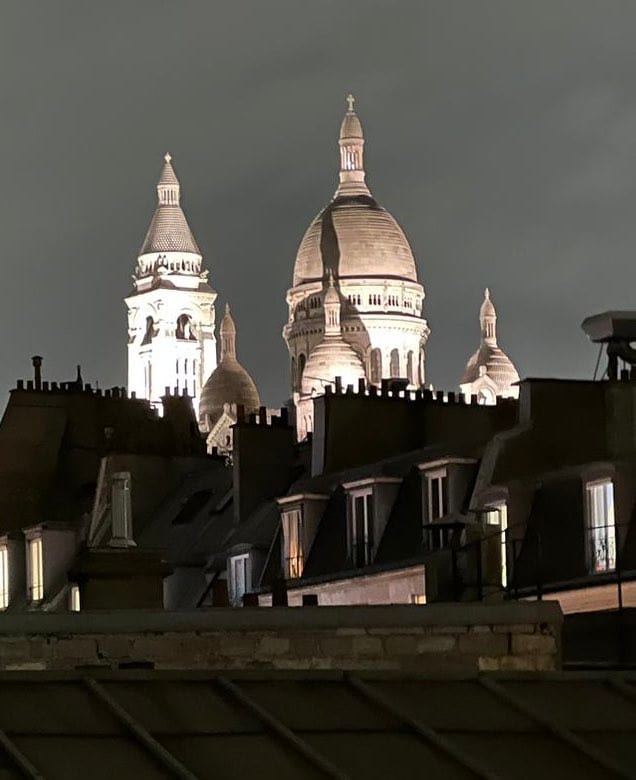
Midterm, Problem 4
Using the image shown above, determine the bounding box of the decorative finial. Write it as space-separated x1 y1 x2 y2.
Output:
484 287 490 299
346 93 355 112
164 152 172 163
327 269 335 286
225 302 231 314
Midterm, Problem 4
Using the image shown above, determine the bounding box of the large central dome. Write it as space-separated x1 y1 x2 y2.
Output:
292 96 418 287
284 96 430 418
293 195 418 286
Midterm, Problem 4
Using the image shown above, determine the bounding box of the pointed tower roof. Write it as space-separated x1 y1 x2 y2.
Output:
139 154 201 256
335 94 371 198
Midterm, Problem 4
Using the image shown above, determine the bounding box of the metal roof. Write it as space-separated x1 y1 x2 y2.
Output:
1 670 635 779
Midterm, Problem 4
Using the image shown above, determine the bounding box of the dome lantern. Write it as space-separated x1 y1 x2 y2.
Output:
336 94 370 198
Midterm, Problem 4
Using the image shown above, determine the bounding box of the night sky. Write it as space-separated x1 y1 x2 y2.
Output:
2 1 636 405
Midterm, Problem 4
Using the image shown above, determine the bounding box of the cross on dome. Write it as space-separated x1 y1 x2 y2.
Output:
346 93 355 112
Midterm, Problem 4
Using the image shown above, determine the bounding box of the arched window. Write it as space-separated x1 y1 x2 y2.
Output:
298 353 306 388
141 316 155 346
407 351 414 385
291 356 297 389
370 349 382 386
176 314 197 341
390 349 400 378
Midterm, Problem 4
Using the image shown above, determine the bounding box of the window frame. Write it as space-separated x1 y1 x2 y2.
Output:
348 488 374 568
282 508 304 579
484 502 509 588
69 584 80 612
228 553 251 607
425 468 449 524
28 536 43 603
585 478 617 574
0 545 8 610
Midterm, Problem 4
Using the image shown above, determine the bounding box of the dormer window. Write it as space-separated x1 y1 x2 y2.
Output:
278 494 328 580
0 545 8 609
282 509 304 579
28 537 43 602
228 553 251 607
349 489 374 567
426 469 448 522
69 584 80 612
585 479 616 573
485 502 509 587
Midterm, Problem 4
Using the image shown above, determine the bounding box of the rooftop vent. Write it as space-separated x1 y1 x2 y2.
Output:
582 311 636 381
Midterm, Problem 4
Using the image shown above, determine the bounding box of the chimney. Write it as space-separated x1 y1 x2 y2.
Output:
109 472 136 548
31 356 43 390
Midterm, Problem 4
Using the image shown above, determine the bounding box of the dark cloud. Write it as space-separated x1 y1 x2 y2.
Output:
1 1 636 404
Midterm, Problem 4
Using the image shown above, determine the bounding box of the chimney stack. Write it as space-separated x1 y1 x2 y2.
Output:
31 356 43 391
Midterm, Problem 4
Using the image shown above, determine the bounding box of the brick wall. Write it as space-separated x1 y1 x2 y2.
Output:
0 602 561 672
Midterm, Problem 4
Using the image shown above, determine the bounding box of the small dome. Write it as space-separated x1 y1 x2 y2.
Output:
199 361 261 427
199 305 260 428
301 339 365 396
461 344 519 395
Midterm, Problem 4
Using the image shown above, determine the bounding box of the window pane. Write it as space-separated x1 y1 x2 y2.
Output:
29 538 43 602
283 510 304 579
586 481 616 573
0 547 7 609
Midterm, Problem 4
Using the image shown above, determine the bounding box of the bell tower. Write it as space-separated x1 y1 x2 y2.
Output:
125 154 217 415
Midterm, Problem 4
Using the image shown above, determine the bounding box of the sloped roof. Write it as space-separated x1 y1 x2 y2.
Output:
0 670 634 778
139 204 201 255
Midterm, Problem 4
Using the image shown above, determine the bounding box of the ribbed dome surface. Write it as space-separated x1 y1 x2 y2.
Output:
293 195 418 286
199 359 261 427
461 344 519 394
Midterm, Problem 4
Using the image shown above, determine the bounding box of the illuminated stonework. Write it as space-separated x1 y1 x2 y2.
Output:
199 304 261 454
460 288 519 404
284 96 430 438
295 272 366 439
125 155 217 416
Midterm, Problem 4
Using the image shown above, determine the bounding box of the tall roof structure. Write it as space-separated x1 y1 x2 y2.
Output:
199 305 260 430
139 153 201 257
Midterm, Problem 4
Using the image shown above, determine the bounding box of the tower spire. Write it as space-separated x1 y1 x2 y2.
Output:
480 287 497 345
157 152 180 206
335 94 370 197
220 304 237 361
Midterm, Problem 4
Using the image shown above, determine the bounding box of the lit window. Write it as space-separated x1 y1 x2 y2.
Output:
69 584 80 612
28 537 43 602
228 554 251 607
349 490 374 567
485 503 508 588
410 594 426 604
426 469 448 522
282 509 304 579
0 545 8 609
586 480 616 573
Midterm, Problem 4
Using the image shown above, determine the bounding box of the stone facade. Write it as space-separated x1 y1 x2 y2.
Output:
126 155 217 417
0 602 562 673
